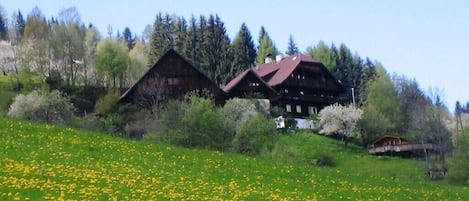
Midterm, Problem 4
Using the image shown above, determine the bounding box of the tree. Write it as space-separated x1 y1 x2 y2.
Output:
319 104 363 147
182 15 202 67
83 25 101 86
122 27 135 50
147 13 175 66
95 39 130 89
256 26 278 64
421 89 452 178
0 5 8 40
359 66 404 136
200 15 232 84
9 10 25 45
58 7 86 86
306 41 337 71
126 40 147 87
392 75 430 137
20 7 50 83
285 34 299 56
447 129 469 185
230 23 256 80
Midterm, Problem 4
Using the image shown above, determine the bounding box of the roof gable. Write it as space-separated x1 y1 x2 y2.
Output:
252 54 343 91
120 49 223 104
223 68 278 95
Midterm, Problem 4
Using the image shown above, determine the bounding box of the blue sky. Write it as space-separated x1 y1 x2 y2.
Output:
2 0 469 110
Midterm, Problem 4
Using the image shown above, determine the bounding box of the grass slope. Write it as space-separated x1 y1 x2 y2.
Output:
1 118 468 200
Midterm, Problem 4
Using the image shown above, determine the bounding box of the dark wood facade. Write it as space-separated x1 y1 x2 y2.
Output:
223 69 279 100
122 50 348 117
224 54 348 118
120 49 224 108
368 135 437 157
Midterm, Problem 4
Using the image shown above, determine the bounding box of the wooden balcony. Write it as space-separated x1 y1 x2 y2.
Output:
368 143 438 155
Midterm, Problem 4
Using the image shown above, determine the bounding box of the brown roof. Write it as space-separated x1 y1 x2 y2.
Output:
223 68 276 94
120 49 224 101
253 54 322 86
372 135 409 145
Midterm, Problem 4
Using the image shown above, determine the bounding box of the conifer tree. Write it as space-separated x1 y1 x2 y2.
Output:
122 27 135 50
201 15 231 84
230 23 256 80
256 26 278 64
147 13 174 66
285 34 299 56
0 6 8 40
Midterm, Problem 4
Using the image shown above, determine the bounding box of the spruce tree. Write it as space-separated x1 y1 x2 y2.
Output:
230 23 256 80
147 13 174 66
201 15 231 84
122 27 135 50
183 15 202 68
256 26 278 64
0 7 7 40
285 34 299 55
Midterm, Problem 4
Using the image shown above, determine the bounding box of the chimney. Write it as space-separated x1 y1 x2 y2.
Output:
275 54 283 63
264 57 273 64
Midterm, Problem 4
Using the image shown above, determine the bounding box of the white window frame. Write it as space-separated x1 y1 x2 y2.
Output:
308 106 317 115
286 104 291 113
296 105 302 113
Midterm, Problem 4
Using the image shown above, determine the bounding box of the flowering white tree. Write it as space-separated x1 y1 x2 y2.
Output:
319 103 363 146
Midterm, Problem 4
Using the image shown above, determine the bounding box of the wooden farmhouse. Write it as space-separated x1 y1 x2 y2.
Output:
224 54 348 117
120 49 225 108
368 135 438 157
121 49 349 118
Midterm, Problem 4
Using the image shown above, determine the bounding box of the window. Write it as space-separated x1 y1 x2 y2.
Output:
286 104 291 113
296 105 302 113
308 106 317 115
167 78 178 85
249 82 259 87
300 91 304 95
284 89 289 93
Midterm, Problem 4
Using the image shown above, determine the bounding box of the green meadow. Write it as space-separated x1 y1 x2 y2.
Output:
1 117 468 200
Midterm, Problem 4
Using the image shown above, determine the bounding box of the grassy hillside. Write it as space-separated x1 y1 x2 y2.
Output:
1 117 468 200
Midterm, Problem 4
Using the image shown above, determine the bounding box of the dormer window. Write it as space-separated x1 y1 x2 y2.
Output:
284 89 289 93
300 91 304 95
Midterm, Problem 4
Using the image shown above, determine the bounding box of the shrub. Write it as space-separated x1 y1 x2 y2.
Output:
94 91 120 114
221 98 258 131
7 90 75 124
233 114 276 156
182 95 230 150
312 150 335 167
154 94 233 151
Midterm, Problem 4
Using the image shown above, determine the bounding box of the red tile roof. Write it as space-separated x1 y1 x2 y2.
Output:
223 69 250 92
223 68 275 94
253 54 321 86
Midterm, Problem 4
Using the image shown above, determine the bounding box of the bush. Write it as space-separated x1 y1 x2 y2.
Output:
94 91 121 114
232 114 276 156
264 142 304 164
312 150 335 167
154 94 233 151
221 98 258 131
7 90 75 124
